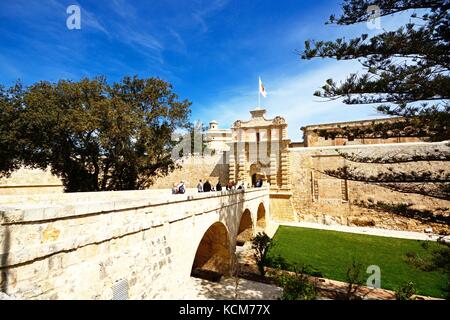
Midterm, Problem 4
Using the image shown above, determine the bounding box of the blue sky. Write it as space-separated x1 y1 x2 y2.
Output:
0 0 411 141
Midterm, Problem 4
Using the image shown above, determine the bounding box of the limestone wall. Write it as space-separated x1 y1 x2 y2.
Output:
304 134 424 147
0 155 229 195
0 143 447 235
0 187 270 299
289 142 450 233
0 168 63 195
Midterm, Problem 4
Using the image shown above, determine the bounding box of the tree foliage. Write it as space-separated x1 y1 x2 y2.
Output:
318 144 450 200
175 120 209 158
395 281 417 300
0 76 191 192
302 0 449 141
335 143 450 163
277 267 317 300
0 84 23 177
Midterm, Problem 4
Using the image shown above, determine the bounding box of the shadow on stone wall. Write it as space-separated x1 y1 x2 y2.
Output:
210 163 229 185
354 200 450 227
0 213 10 293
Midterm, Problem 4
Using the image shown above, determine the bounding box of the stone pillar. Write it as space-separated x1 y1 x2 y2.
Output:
270 129 279 188
280 142 290 189
229 146 236 183
282 126 288 140
237 141 246 182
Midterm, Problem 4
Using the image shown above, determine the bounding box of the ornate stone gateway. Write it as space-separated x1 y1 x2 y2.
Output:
229 108 290 189
228 108 296 221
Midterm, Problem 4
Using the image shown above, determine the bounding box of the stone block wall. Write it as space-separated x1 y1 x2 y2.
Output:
0 155 229 195
289 142 450 233
0 168 63 195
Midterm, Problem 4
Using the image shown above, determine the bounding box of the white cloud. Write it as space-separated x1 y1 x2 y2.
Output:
192 0 230 33
110 0 138 20
81 7 110 36
121 27 163 52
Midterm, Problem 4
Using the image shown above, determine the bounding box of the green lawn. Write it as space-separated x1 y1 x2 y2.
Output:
266 226 448 298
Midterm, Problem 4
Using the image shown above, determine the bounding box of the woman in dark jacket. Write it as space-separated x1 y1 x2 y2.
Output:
203 180 212 192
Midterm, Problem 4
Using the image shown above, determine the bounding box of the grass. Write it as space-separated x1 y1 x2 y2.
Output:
266 226 448 298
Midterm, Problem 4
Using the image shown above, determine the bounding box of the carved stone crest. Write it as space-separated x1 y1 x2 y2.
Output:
273 116 286 125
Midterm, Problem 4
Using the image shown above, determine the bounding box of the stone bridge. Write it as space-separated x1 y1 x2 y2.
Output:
0 187 271 299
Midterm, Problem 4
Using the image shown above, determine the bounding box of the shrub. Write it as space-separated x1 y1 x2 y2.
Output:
395 282 417 300
251 232 273 277
277 268 317 300
343 259 364 300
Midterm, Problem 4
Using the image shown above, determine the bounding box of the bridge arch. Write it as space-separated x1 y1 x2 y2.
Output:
236 209 253 245
191 221 231 277
256 202 266 232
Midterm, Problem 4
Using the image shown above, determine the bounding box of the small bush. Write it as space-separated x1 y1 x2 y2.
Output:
395 282 417 300
251 232 273 277
277 268 317 300
344 259 364 300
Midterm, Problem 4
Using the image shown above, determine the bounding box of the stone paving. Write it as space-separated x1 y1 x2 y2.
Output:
178 241 282 300
179 277 282 300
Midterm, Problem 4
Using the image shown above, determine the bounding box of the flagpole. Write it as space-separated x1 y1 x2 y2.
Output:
258 90 260 109
258 76 261 109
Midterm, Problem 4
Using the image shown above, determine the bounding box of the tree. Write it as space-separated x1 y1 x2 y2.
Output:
251 232 273 277
300 0 450 219
302 0 449 142
2 76 191 192
0 84 23 177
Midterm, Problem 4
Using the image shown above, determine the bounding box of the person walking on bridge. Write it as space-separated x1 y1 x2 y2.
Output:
203 180 212 192
197 180 203 192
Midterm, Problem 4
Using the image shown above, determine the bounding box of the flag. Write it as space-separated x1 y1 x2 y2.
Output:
259 77 267 98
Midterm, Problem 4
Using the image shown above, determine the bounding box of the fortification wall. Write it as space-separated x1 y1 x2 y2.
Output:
0 155 229 195
0 143 447 234
289 142 450 233
0 168 63 195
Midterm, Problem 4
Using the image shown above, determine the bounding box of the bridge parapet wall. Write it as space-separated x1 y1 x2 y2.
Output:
0 187 270 299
